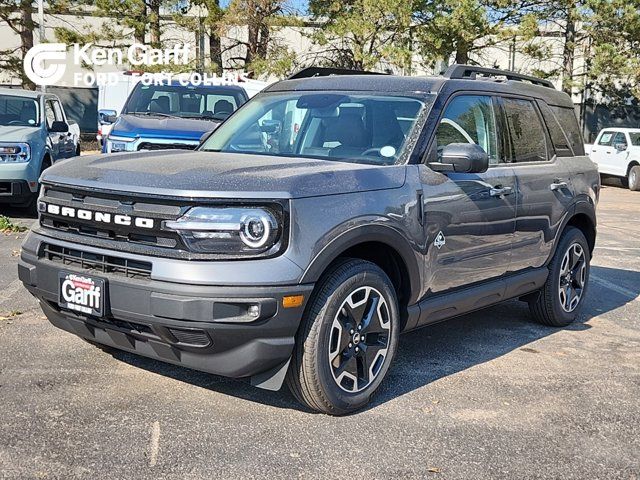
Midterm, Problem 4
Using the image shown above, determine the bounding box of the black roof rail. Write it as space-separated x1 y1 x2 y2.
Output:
288 67 387 80
443 64 555 89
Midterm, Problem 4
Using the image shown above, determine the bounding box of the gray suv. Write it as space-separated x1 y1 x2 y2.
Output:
18 65 599 414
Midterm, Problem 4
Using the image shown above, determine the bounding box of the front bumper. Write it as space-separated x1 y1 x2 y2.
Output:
0 180 33 203
19 233 313 386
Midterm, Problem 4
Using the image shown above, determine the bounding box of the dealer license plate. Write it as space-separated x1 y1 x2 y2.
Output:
58 271 105 317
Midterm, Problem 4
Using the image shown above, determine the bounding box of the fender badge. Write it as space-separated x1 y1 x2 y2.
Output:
434 231 446 249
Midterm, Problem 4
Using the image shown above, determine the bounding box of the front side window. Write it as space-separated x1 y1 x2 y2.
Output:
124 84 246 121
0 95 39 127
200 91 431 165
435 95 501 165
629 132 640 146
612 132 627 150
503 98 548 163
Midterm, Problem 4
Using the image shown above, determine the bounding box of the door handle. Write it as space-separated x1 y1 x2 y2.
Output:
490 186 513 197
550 181 568 191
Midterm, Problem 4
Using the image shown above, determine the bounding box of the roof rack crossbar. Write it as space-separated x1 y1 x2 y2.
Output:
443 64 555 89
287 67 387 80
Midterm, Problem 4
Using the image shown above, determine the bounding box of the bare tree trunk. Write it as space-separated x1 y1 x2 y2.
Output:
19 1 35 89
209 31 223 75
149 0 161 48
562 6 576 95
455 39 470 64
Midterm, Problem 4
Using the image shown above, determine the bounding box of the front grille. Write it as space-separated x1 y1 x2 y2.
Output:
138 142 197 151
41 243 152 279
39 185 184 251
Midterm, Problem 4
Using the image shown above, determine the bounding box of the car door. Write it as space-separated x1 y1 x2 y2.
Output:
44 99 62 161
609 131 630 177
420 94 517 294
589 130 617 175
500 96 576 272
50 98 74 158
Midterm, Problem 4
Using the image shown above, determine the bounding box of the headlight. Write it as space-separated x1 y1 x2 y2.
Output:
164 207 281 255
106 135 136 153
0 143 30 163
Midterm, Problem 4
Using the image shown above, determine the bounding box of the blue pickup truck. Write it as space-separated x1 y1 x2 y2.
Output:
101 82 249 153
0 88 80 209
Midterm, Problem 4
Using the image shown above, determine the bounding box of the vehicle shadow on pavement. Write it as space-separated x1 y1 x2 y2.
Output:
0 206 37 220
106 266 639 414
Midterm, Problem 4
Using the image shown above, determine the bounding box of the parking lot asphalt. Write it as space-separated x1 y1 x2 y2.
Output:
1 184 639 479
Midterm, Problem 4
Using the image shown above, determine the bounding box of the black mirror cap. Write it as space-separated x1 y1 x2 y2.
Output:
199 130 215 145
433 143 489 174
49 120 69 133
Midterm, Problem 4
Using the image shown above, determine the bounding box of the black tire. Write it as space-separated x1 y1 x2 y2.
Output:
286 258 400 415
75 143 81 157
628 165 640 191
529 227 590 327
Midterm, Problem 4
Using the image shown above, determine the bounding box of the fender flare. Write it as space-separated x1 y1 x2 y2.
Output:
300 224 422 304
547 195 597 264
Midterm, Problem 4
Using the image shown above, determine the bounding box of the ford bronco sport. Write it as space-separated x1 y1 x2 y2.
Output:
18 65 599 415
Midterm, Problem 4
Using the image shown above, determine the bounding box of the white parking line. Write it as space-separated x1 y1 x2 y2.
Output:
149 421 161 467
591 274 639 303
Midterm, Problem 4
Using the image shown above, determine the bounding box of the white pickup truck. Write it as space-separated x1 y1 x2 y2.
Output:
587 128 640 191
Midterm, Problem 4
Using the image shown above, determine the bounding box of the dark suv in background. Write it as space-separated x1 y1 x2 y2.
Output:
19 65 599 414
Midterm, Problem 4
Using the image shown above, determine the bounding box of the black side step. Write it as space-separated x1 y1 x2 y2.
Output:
406 268 549 330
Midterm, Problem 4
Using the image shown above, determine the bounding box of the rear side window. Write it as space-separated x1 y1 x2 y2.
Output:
538 101 573 157
503 98 548 163
551 106 585 155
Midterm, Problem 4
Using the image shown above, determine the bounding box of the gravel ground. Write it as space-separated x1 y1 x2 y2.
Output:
0 183 638 479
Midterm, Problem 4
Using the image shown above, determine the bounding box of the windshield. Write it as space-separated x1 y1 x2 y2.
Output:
123 84 246 121
200 91 431 165
0 95 39 127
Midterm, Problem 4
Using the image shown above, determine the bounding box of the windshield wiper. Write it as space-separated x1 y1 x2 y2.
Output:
127 111 178 118
181 113 227 121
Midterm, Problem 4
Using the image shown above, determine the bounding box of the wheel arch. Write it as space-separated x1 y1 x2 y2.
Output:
300 225 421 311
562 199 597 256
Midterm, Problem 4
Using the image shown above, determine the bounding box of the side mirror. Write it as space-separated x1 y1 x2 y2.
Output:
430 143 489 174
49 120 69 133
98 109 118 125
199 130 214 145
614 142 627 152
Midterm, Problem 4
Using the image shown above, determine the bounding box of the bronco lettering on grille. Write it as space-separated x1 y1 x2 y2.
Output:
39 202 155 229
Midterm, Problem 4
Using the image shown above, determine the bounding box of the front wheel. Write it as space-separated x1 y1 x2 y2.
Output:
628 165 640 191
286 259 399 415
529 227 591 327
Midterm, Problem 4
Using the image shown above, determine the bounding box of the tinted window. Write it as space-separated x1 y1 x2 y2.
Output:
598 131 615 146
612 132 627 149
44 100 56 129
551 106 584 155
124 84 246 120
538 101 572 157
629 133 640 146
503 98 548 163
0 95 39 127
435 95 501 164
201 92 431 165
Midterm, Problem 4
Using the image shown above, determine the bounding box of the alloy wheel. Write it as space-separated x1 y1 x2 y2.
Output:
328 286 391 393
558 243 587 313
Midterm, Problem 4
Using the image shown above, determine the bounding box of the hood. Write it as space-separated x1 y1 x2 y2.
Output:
110 114 221 141
0 125 40 142
42 150 406 199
